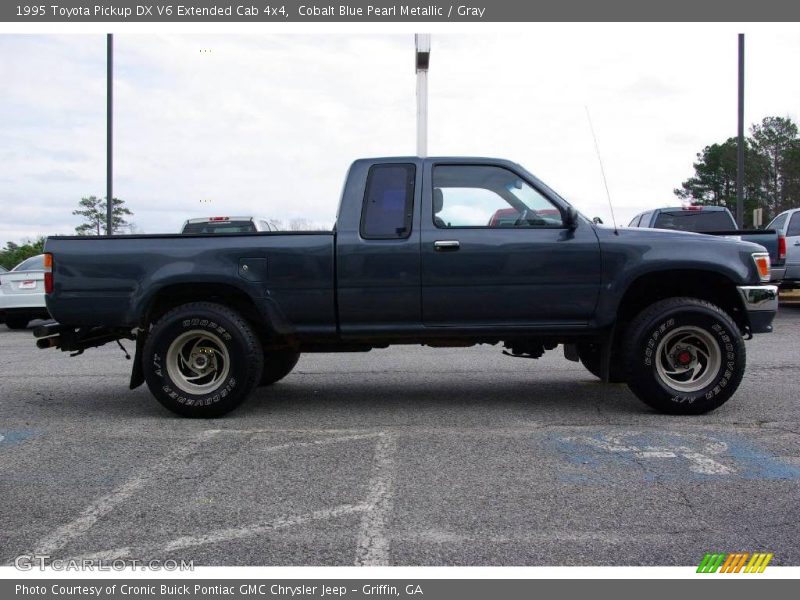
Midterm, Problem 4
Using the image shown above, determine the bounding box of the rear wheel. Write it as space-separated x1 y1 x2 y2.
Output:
259 350 300 386
624 297 745 415
142 302 263 418
4 315 31 330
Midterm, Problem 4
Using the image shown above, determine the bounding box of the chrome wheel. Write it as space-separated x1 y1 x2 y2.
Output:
655 326 722 393
165 330 230 395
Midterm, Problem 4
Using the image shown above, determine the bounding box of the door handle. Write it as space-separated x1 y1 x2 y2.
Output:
794 241 800 246
434 240 460 251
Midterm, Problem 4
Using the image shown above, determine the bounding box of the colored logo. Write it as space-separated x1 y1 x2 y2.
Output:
697 552 773 573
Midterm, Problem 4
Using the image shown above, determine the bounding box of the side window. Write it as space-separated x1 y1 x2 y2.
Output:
360 164 416 239
628 214 641 227
432 165 564 228
767 213 787 232
787 213 800 237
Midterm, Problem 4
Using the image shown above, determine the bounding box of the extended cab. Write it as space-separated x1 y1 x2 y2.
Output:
37 158 778 417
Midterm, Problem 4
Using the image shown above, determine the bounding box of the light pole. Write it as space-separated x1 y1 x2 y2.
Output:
415 34 430 157
106 33 114 235
736 33 745 229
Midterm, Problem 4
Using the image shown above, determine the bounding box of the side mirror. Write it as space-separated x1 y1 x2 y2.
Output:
566 206 579 230
592 216 604 225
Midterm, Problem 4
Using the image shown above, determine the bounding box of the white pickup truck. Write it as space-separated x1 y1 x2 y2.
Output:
180 216 277 234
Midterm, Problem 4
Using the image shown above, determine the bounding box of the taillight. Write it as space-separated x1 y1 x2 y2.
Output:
778 235 786 261
43 252 53 293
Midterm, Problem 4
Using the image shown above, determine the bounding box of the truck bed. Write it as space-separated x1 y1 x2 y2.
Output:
45 232 336 333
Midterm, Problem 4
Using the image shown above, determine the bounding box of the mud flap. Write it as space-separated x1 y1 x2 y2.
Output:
128 332 146 389
599 324 616 383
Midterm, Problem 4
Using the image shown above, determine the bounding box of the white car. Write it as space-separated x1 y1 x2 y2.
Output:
766 208 800 288
180 216 277 234
0 254 50 329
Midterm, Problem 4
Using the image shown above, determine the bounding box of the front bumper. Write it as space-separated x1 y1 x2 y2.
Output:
737 285 778 334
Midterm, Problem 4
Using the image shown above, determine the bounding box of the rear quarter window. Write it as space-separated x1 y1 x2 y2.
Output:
360 164 416 239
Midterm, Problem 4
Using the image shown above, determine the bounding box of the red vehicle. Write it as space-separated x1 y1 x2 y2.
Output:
488 208 562 227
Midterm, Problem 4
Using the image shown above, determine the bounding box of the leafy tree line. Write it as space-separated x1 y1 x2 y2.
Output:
675 116 800 226
0 238 46 271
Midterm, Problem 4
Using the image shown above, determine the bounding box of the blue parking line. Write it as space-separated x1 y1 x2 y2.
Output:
549 430 800 482
0 430 35 446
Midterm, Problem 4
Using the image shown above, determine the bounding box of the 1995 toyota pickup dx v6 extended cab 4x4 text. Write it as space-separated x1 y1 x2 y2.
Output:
35 157 778 417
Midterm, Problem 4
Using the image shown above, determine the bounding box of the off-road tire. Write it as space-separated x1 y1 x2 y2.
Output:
259 350 300 386
142 302 263 418
624 297 745 415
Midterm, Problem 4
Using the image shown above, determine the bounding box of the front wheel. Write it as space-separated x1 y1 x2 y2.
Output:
142 302 263 418
624 297 745 415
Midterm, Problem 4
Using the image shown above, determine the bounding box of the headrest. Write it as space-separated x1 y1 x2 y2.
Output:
433 188 444 213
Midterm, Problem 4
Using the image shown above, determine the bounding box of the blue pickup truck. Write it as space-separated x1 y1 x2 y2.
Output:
36 157 778 417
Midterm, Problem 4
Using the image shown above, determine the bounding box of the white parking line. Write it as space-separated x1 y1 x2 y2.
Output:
23 429 220 559
57 431 387 562
253 432 382 453
75 503 372 560
354 433 396 566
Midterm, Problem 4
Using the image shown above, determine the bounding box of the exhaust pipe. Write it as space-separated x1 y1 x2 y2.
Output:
37 336 61 349
33 321 64 339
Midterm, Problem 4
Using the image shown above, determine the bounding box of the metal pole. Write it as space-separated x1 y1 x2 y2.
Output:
106 33 113 235
415 34 430 157
736 33 745 229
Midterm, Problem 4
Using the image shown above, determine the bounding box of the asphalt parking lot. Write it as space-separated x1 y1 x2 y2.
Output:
1 305 799 567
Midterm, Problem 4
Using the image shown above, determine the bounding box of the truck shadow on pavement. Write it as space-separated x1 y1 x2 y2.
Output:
46 377 657 420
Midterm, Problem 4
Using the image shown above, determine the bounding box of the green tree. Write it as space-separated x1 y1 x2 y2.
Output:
72 195 133 235
0 237 46 271
675 115 800 225
674 138 766 224
750 116 800 216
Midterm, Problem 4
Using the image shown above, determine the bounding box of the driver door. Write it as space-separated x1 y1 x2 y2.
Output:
420 162 602 327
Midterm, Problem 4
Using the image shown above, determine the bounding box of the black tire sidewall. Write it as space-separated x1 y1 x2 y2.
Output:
143 304 262 417
626 301 744 414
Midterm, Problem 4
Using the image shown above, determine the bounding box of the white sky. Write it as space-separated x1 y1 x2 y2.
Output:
1 25 800 244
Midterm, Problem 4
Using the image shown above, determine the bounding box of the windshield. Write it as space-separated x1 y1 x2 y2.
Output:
182 221 256 234
13 255 45 271
653 211 734 232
